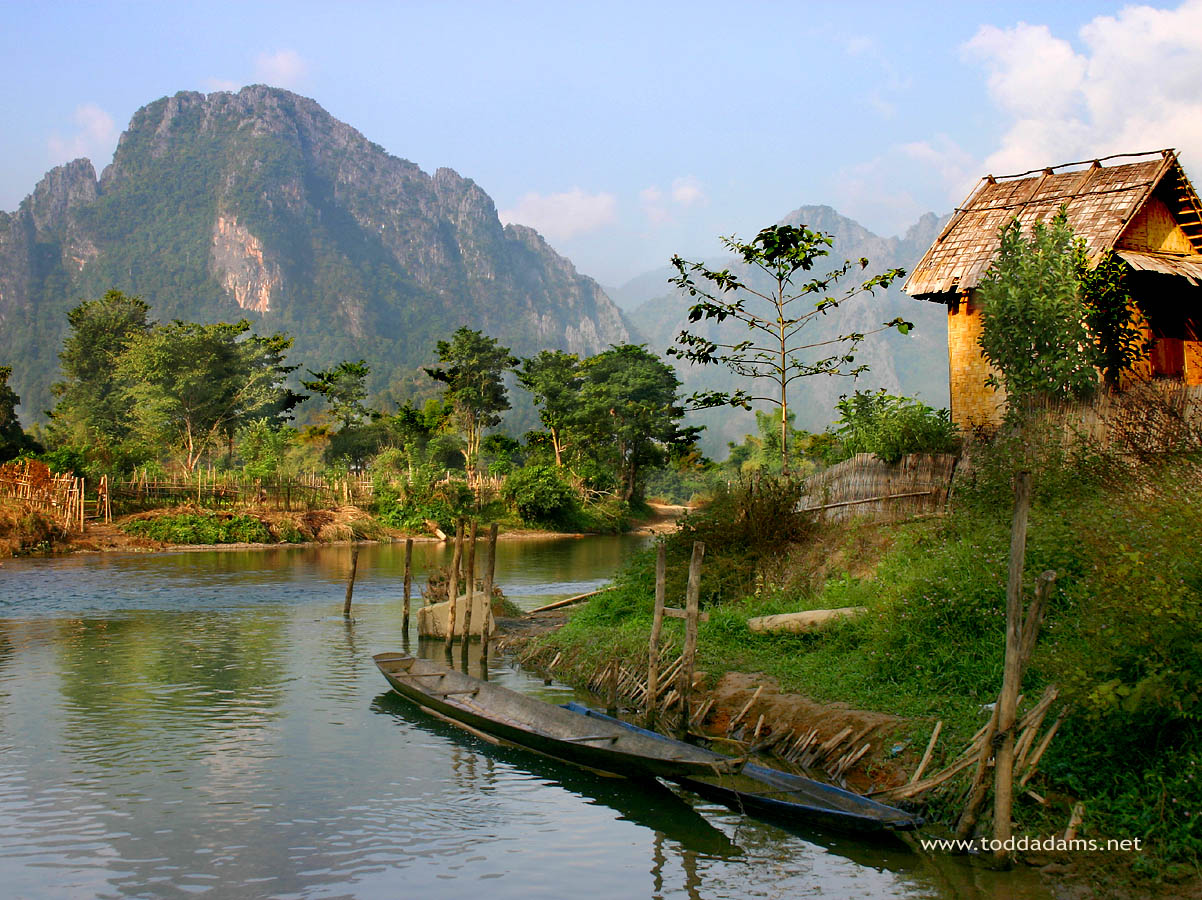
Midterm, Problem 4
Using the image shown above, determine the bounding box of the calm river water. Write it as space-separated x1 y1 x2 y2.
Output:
0 538 1053 899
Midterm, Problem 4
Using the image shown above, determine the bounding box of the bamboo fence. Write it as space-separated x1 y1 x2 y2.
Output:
801 453 959 523
0 459 87 529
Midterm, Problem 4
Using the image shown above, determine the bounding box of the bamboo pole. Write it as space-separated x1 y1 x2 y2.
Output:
992 471 1032 860
402 538 414 633
910 721 943 784
343 548 359 618
462 520 478 646
645 543 667 728
677 541 704 738
445 521 463 653
481 523 498 656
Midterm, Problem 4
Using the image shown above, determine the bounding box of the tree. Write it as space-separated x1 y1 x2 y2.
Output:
424 328 517 480
48 290 152 468
517 350 582 467
0 366 41 462
977 211 1098 413
1080 250 1150 393
576 344 699 502
669 224 908 474
301 360 373 430
118 320 300 473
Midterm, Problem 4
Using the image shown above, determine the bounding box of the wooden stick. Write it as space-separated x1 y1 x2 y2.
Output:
1015 687 1058 772
481 523 498 654
462 520 478 642
677 541 704 737
343 548 359 618
752 714 765 741
878 752 979 800
445 520 463 653
910 721 943 784
1019 707 1066 787
646 543 667 728
402 538 413 633
992 470 1032 859
1064 801 1085 841
729 685 764 731
528 587 612 614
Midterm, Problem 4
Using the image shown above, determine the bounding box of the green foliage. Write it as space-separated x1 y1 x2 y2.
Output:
516 350 581 467
1081 250 1150 391
501 464 578 526
117 319 301 473
122 512 273 544
668 223 909 471
301 360 372 429
0 366 42 462
831 390 960 463
425 328 517 477
236 419 294 479
977 210 1098 411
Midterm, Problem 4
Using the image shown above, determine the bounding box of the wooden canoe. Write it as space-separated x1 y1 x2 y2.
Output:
372 652 744 780
564 703 923 833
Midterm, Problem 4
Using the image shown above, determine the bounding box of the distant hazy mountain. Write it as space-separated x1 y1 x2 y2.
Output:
0 86 630 420
626 205 951 455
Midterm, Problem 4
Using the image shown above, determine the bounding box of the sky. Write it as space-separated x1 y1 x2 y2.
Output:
2 0 1201 287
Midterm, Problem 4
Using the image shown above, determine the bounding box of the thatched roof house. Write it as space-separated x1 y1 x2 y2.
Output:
905 149 1202 428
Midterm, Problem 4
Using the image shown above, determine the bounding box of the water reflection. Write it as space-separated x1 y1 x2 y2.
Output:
0 543 1055 899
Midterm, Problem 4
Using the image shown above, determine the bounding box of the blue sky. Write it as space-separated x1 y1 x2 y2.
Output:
3 1 1200 285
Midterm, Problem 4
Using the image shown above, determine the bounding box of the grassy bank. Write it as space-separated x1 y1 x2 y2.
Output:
119 505 390 545
532 435 1202 885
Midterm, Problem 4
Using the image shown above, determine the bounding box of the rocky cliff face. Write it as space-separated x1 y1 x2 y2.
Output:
0 85 630 418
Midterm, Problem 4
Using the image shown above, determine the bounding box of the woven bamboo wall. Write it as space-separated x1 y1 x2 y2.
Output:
801 453 959 523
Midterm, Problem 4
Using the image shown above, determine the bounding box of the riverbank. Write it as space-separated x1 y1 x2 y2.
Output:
0 498 686 558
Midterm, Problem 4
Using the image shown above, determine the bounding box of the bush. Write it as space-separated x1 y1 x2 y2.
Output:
122 512 273 544
502 464 577 526
832 390 960 463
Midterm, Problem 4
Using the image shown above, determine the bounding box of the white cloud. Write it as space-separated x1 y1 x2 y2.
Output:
47 103 117 165
499 188 617 240
639 176 706 225
254 49 308 88
966 1 1202 175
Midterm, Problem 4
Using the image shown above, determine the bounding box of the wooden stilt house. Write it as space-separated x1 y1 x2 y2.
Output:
905 149 1202 429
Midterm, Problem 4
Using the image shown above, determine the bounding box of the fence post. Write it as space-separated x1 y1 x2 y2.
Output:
677 541 705 738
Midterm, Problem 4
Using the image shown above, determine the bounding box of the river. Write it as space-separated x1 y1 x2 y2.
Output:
0 538 1054 899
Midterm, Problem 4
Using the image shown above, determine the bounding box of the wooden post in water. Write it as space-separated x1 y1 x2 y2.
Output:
462 520 478 646
445 520 464 654
343 548 359 619
645 543 667 728
480 523 498 661
606 659 619 716
677 541 704 738
402 539 414 633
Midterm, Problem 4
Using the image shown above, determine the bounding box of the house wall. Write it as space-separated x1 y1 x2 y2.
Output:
1116 196 1196 255
946 291 1007 429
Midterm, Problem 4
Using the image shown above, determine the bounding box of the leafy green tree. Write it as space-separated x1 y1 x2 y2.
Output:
577 344 699 502
301 360 373 429
48 290 152 469
424 328 517 479
502 464 578 526
1080 250 1150 392
0 366 42 462
236 419 295 479
118 320 300 473
669 224 908 474
977 210 1098 412
517 350 582 467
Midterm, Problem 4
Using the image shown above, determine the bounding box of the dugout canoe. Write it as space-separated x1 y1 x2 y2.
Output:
564 702 923 833
372 652 744 780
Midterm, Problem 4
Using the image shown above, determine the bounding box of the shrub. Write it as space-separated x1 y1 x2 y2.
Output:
122 512 272 544
832 390 960 463
502 464 577 526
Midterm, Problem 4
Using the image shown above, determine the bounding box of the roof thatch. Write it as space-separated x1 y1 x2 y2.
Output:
905 149 1202 298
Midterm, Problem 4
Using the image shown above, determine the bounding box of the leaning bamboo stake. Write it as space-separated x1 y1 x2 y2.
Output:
729 685 764 732
910 721 943 784
343 548 359 619
1019 707 1067 788
645 544 667 728
481 523 498 656
677 541 704 737
445 521 463 653
462 520 478 643
1064 802 1085 841
402 539 414 633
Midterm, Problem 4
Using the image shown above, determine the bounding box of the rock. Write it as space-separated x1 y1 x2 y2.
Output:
417 593 495 639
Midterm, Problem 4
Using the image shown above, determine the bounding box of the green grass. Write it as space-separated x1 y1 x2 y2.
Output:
122 512 273 545
534 447 1202 875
